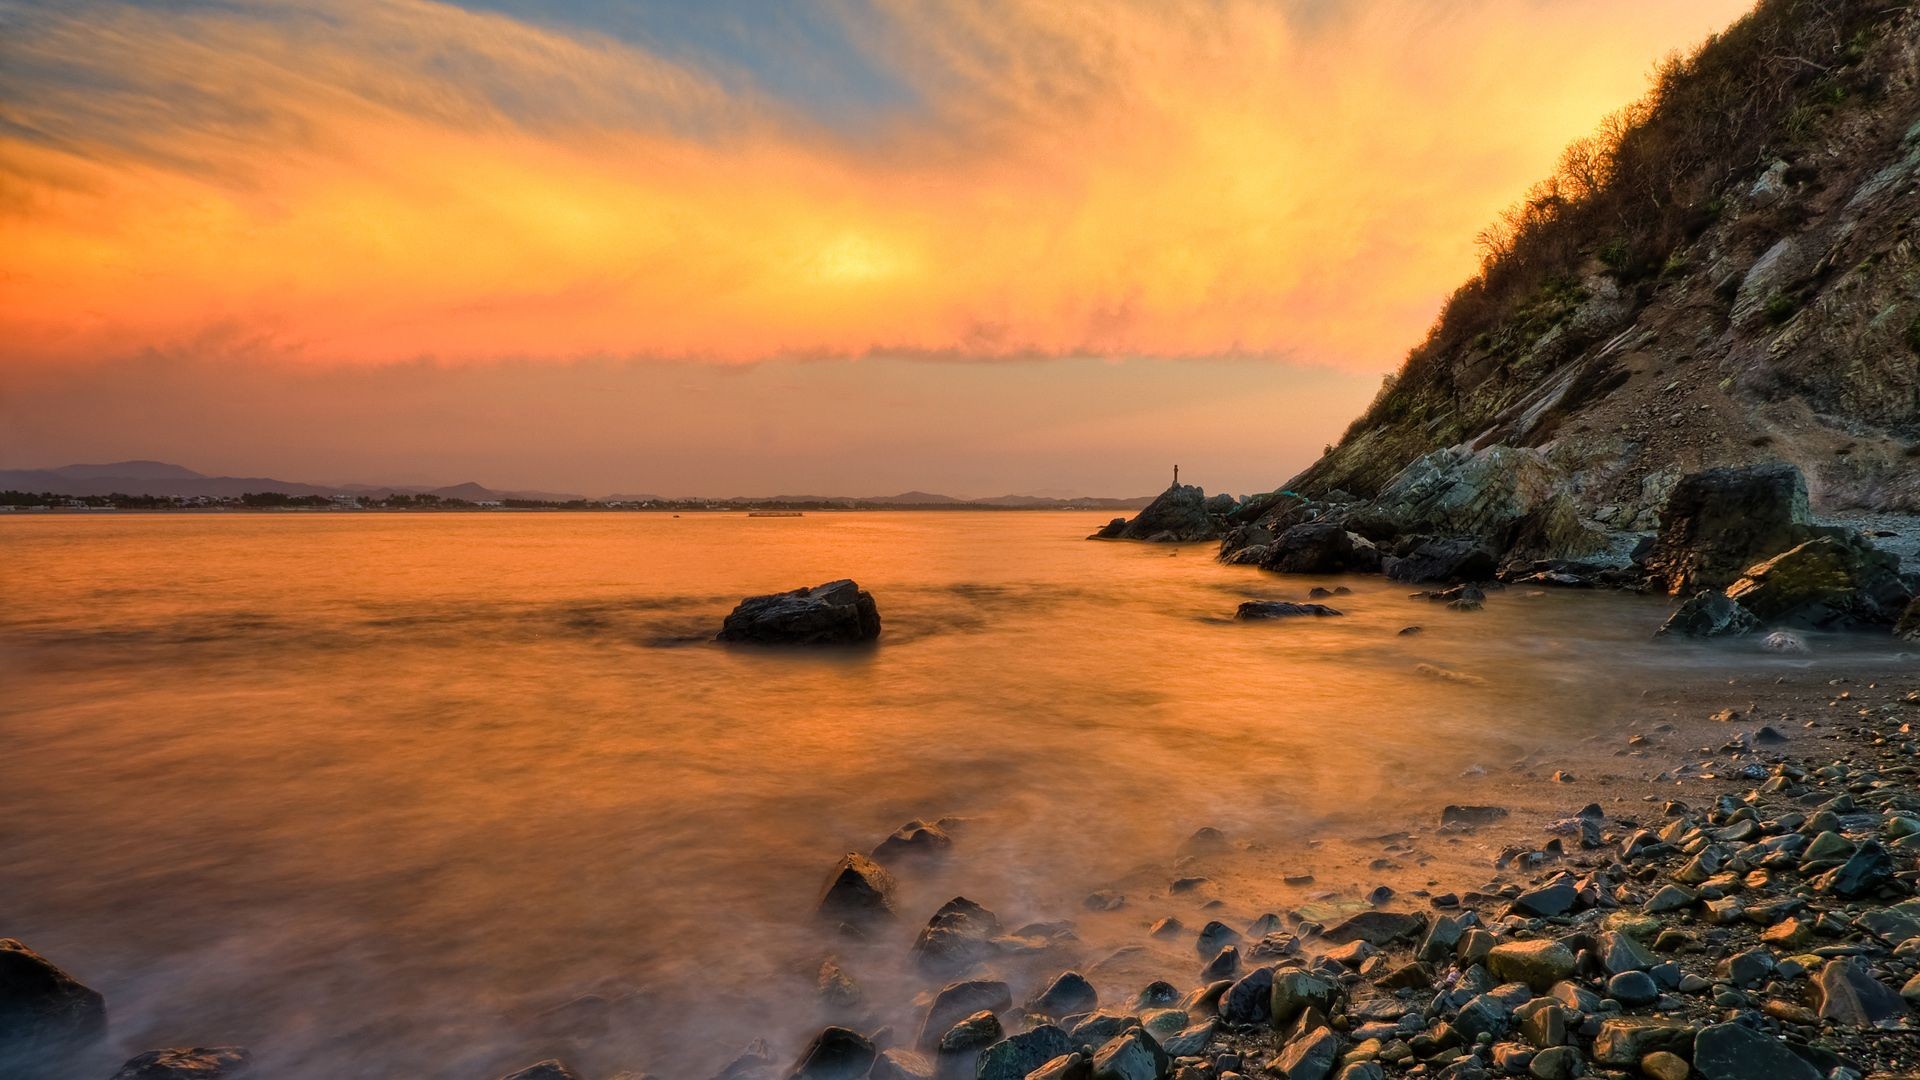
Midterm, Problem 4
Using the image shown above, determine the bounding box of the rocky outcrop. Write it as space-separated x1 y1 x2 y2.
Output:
0 939 106 1073
1644 464 1818 594
1259 523 1382 575
1349 445 1605 559
1091 484 1233 542
717 580 880 645
111 1048 253 1079
1725 534 1913 629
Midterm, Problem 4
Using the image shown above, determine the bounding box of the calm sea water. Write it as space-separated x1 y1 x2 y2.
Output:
0 511 1871 1077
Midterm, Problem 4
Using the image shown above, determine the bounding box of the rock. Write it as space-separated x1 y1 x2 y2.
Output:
1261 522 1384 575
1195 921 1243 955
1725 535 1912 629
1030 972 1098 1018
817 854 897 922
1510 881 1577 918
1591 1018 1694 1066
1270 968 1339 1029
936 1011 1002 1058
1641 1050 1689 1080
1657 591 1759 638
974 1025 1073 1080
1487 940 1576 992
816 960 860 1009
1336 1065 1384 1080
1644 464 1816 593
1220 966 1274 1025
1200 945 1239 981
1321 910 1425 947
0 938 107 1070
868 1048 935 1080
1606 970 1658 1007
911 897 1000 976
1454 992 1512 1042
1814 840 1895 898
1350 445 1604 559
1899 595 1920 640
1643 885 1697 914
1026 1053 1092 1080
717 579 881 644
1097 484 1225 543
1266 1026 1339 1080
1442 805 1508 827
1759 631 1807 653
790 1027 877 1080
1385 539 1498 584
1160 1018 1217 1057
1691 1021 1822 1080
111 1048 254 1079
1528 1045 1582 1080
1813 956 1909 1027
917 980 1011 1050
1236 602 1344 619
1594 930 1655 975
1088 1029 1170 1080
872 820 952 863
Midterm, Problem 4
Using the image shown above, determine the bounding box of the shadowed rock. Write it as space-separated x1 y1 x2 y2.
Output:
1657 590 1759 638
717 580 880 645
1260 522 1383 575
817 853 897 922
490 1062 576 1080
0 938 107 1074
1091 484 1227 542
110 1048 253 1080
1725 535 1911 629
1644 464 1816 593
1236 601 1343 619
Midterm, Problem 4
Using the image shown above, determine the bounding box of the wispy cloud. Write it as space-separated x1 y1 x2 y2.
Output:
0 0 1751 368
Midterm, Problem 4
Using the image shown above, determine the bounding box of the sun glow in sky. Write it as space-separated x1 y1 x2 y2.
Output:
0 0 1754 495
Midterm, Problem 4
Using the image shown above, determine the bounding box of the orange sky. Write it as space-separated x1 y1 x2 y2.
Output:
0 0 1755 494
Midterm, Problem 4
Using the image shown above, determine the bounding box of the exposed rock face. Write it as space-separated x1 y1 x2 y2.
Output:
1092 484 1229 542
1657 590 1760 638
0 938 107 1072
1260 523 1383 575
1725 534 1912 628
1644 464 1816 593
111 1048 254 1079
717 580 880 645
1350 445 1605 559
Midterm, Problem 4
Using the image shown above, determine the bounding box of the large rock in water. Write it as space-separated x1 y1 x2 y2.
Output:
1657 590 1760 638
1347 445 1604 558
1643 463 1817 593
1725 535 1911 629
1384 538 1497 584
717 580 880 644
0 938 107 1072
1093 484 1226 542
817 853 897 922
112 1048 254 1079
1259 522 1383 574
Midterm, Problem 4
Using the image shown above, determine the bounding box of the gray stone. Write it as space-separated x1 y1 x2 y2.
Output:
1657 591 1759 638
1266 1026 1339 1080
916 980 1010 1050
1487 940 1576 992
975 1026 1073 1080
1814 957 1909 1028
789 1027 876 1080
816 854 897 922
0 938 108 1072
718 579 881 644
1088 1029 1169 1080
1692 1022 1822 1080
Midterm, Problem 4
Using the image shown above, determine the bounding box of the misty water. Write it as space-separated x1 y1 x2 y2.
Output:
0 511 1888 1077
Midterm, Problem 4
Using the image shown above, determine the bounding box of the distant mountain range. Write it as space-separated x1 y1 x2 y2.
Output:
1 461 1155 509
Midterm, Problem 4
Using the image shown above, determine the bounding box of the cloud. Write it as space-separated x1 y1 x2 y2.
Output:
0 0 1752 369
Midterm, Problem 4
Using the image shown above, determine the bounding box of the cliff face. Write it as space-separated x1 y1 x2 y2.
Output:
1289 0 1920 526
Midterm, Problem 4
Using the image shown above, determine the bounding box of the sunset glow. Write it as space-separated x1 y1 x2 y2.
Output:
3 0 1751 374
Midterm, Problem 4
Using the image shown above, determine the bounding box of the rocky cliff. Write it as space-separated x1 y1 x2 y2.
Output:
1283 0 1920 526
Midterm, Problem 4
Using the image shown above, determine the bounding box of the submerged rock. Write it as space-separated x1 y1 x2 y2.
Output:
717 580 880 644
0 938 107 1071
790 1027 876 1080
871 820 952 863
816 853 897 923
917 980 1011 1051
111 1048 254 1080
1236 601 1343 619
1657 590 1759 638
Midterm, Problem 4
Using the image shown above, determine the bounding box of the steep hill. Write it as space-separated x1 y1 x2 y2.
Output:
1287 0 1920 526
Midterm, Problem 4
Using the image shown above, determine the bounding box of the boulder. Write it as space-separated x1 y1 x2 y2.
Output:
1266 1026 1340 1080
1385 539 1498 584
910 897 1000 977
871 820 952 863
1321 910 1425 946
1029 972 1097 1018
974 1025 1073 1080
1235 602 1343 619
1269 968 1338 1026
1088 1029 1169 1080
0 938 107 1071
1027 1052 1093 1080
1814 840 1895 898
1487 940 1576 991
1691 1022 1822 1080
1096 484 1223 543
917 980 1011 1050
1657 591 1759 638
1591 1018 1694 1066
1899 595 1920 640
1725 535 1912 629
868 1048 935 1080
111 1048 253 1080
717 580 880 644
1350 445 1603 558
1644 464 1815 593
789 1027 876 1080
1260 523 1383 575
1814 956 1908 1027
816 854 896 922
1219 965 1274 1025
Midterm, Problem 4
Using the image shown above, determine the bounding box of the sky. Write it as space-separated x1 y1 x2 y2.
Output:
0 0 1754 497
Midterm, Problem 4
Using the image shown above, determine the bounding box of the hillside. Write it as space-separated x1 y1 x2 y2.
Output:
1284 0 1920 526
